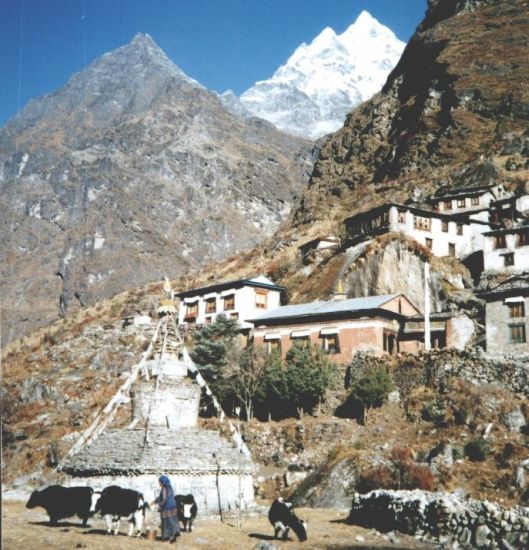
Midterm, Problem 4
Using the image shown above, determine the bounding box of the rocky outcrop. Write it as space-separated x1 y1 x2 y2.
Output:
347 490 529 549
341 236 473 312
292 0 529 225
0 33 314 342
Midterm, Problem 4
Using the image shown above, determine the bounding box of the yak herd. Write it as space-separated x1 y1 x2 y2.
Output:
26 486 308 542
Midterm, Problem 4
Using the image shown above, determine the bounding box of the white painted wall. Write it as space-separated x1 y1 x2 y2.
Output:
64 473 256 516
178 282 282 328
388 206 488 258
517 195 529 214
484 234 529 272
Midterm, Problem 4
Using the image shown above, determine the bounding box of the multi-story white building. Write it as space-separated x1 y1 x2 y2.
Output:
176 275 285 329
344 203 490 259
427 183 508 215
483 220 529 272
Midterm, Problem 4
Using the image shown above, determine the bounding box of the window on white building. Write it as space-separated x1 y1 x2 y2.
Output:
414 216 431 231
255 290 268 309
456 223 464 235
205 298 216 313
495 235 506 249
503 253 514 267
508 302 525 318
471 196 480 206
185 303 198 320
457 198 465 208
442 220 449 232
509 324 526 344
425 238 433 249
223 294 235 311
518 232 529 247
448 243 456 257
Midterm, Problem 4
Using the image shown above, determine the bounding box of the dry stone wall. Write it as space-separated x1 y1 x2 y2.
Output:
347 490 529 549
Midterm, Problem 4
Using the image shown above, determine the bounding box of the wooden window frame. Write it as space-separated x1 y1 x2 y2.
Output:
456 223 464 236
444 200 452 210
321 334 340 355
503 253 514 267
448 243 456 257
495 235 506 249
425 238 433 250
255 290 268 309
223 294 235 311
292 336 310 348
509 324 526 344
441 220 449 232
457 198 466 208
185 303 198 319
413 216 431 231
471 196 480 206
267 339 281 354
518 232 529 247
508 302 525 318
205 298 217 314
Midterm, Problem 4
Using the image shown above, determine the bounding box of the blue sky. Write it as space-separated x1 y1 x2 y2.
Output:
0 0 427 126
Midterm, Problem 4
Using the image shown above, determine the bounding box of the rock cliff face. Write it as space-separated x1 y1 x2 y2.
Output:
293 0 529 224
0 34 314 342
343 239 446 312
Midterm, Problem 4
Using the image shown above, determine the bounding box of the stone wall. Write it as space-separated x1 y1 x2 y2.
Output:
347 490 529 549
381 348 529 398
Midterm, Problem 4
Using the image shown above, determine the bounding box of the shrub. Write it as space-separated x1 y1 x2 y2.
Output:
422 400 446 424
357 466 395 493
340 367 394 422
254 343 338 420
349 367 394 409
465 437 491 461
400 463 436 491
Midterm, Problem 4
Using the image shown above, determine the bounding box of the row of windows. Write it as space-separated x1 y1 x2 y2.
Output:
494 232 529 249
185 290 269 318
266 334 340 355
433 197 480 210
205 312 238 324
441 220 464 234
185 294 235 318
422 238 457 257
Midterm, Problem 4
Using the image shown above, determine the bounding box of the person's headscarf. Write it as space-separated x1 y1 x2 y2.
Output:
159 475 171 487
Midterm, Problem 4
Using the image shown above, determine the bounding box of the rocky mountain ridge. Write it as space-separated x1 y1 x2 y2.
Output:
292 0 529 225
0 33 314 343
236 11 405 139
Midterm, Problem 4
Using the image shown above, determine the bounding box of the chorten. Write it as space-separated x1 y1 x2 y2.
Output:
58 279 256 514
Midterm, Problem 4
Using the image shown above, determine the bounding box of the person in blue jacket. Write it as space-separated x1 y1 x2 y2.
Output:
155 475 181 542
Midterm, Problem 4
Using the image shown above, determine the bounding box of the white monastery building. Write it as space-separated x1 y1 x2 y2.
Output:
344 203 490 259
176 275 285 329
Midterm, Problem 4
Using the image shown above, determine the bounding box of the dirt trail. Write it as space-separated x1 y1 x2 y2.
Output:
2 500 437 549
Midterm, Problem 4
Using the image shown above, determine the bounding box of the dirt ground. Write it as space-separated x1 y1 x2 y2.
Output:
2 500 438 550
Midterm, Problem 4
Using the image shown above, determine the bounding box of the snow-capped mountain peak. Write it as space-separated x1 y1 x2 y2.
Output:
238 11 405 139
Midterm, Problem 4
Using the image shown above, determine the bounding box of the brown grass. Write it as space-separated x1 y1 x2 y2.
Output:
2 500 435 550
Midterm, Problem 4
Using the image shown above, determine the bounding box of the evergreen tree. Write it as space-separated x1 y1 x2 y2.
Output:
191 314 240 397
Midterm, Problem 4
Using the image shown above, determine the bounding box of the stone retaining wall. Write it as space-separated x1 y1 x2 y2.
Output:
347 490 529 549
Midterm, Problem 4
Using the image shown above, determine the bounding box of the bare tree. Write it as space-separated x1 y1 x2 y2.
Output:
224 347 269 420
